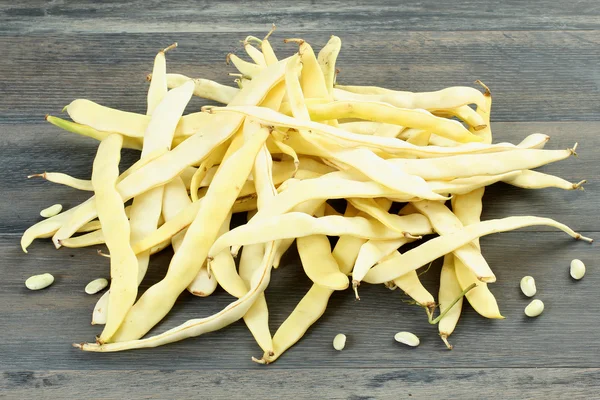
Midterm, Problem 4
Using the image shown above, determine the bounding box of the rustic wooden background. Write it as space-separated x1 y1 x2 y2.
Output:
1 1 599 399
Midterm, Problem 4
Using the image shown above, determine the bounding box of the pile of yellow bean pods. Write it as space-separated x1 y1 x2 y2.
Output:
23 27 592 362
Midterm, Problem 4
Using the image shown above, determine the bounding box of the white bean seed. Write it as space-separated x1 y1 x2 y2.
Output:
25 273 55 290
520 276 537 297
570 259 586 280
85 278 109 295
394 331 420 347
40 204 63 218
524 299 544 317
333 333 347 351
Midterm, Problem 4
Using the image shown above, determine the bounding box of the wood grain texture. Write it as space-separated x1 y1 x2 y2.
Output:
2 368 599 399
2 1 600 398
1 0 600 33
2 233 597 370
2 122 597 235
1 31 600 124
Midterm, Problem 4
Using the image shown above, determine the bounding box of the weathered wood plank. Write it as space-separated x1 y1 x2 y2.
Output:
2 122 597 235
2 368 599 399
1 31 599 123
1 232 597 370
1 0 600 33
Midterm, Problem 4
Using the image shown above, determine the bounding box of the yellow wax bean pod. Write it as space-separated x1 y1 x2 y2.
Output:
411 200 496 282
364 216 591 285
331 235 365 276
209 106 526 159
451 188 503 319
237 161 275 355
186 265 218 298
331 204 364 276
504 170 586 190
454 257 503 319
162 176 218 297
333 85 486 110
93 174 192 327
432 105 487 130
516 133 549 149
179 166 197 189
163 73 238 104
190 140 231 202
333 91 486 129
406 130 432 146
427 171 522 196
109 122 272 342
422 133 458 147
297 235 349 290
389 264 435 307
60 229 105 248
305 101 480 143
92 134 138 344
374 123 405 138
22 143 168 252
146 43 175 114
243 39 267 66
256 204 357 364
283 38 329 99
209 213 407 258
66 99 212 139
297 156 336 175
353 238 412 284
131 194 259 256
451 187 485 232
332 84 390 95
293 170 322 180
129 79 195 300
45 115 142 150
28 171 93 191
210 119 276 298
389 146 576 180
348 198 434 236
270 138 299 172
77 220 102 233
78 242 277 352
350 211 432 287
337 121 383 135
239 243 274 354
438 255 464 350
310 144 447 201
470 80 492 143
260 25 278 65
260 80 287 111
52 58 289 246
246 198 327 267
256 284 332 364
227 53 264 78
194 213 236 297
256 210 350 364
317 35 341 98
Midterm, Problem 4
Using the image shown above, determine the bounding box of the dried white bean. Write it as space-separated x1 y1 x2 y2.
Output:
570 259 586 280
394 331 420 347
524 299 544 317
520 276 537 297
40 204 63 218
25 273 54 290
85 278 109 295
333 333 347 351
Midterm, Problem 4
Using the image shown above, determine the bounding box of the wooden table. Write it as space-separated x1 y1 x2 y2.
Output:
1 2 599 398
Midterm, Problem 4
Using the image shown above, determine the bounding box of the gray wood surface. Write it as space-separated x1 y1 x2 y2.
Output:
2 31 600 123
1 1 599 399
2 0 600 33
2 368 600 399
